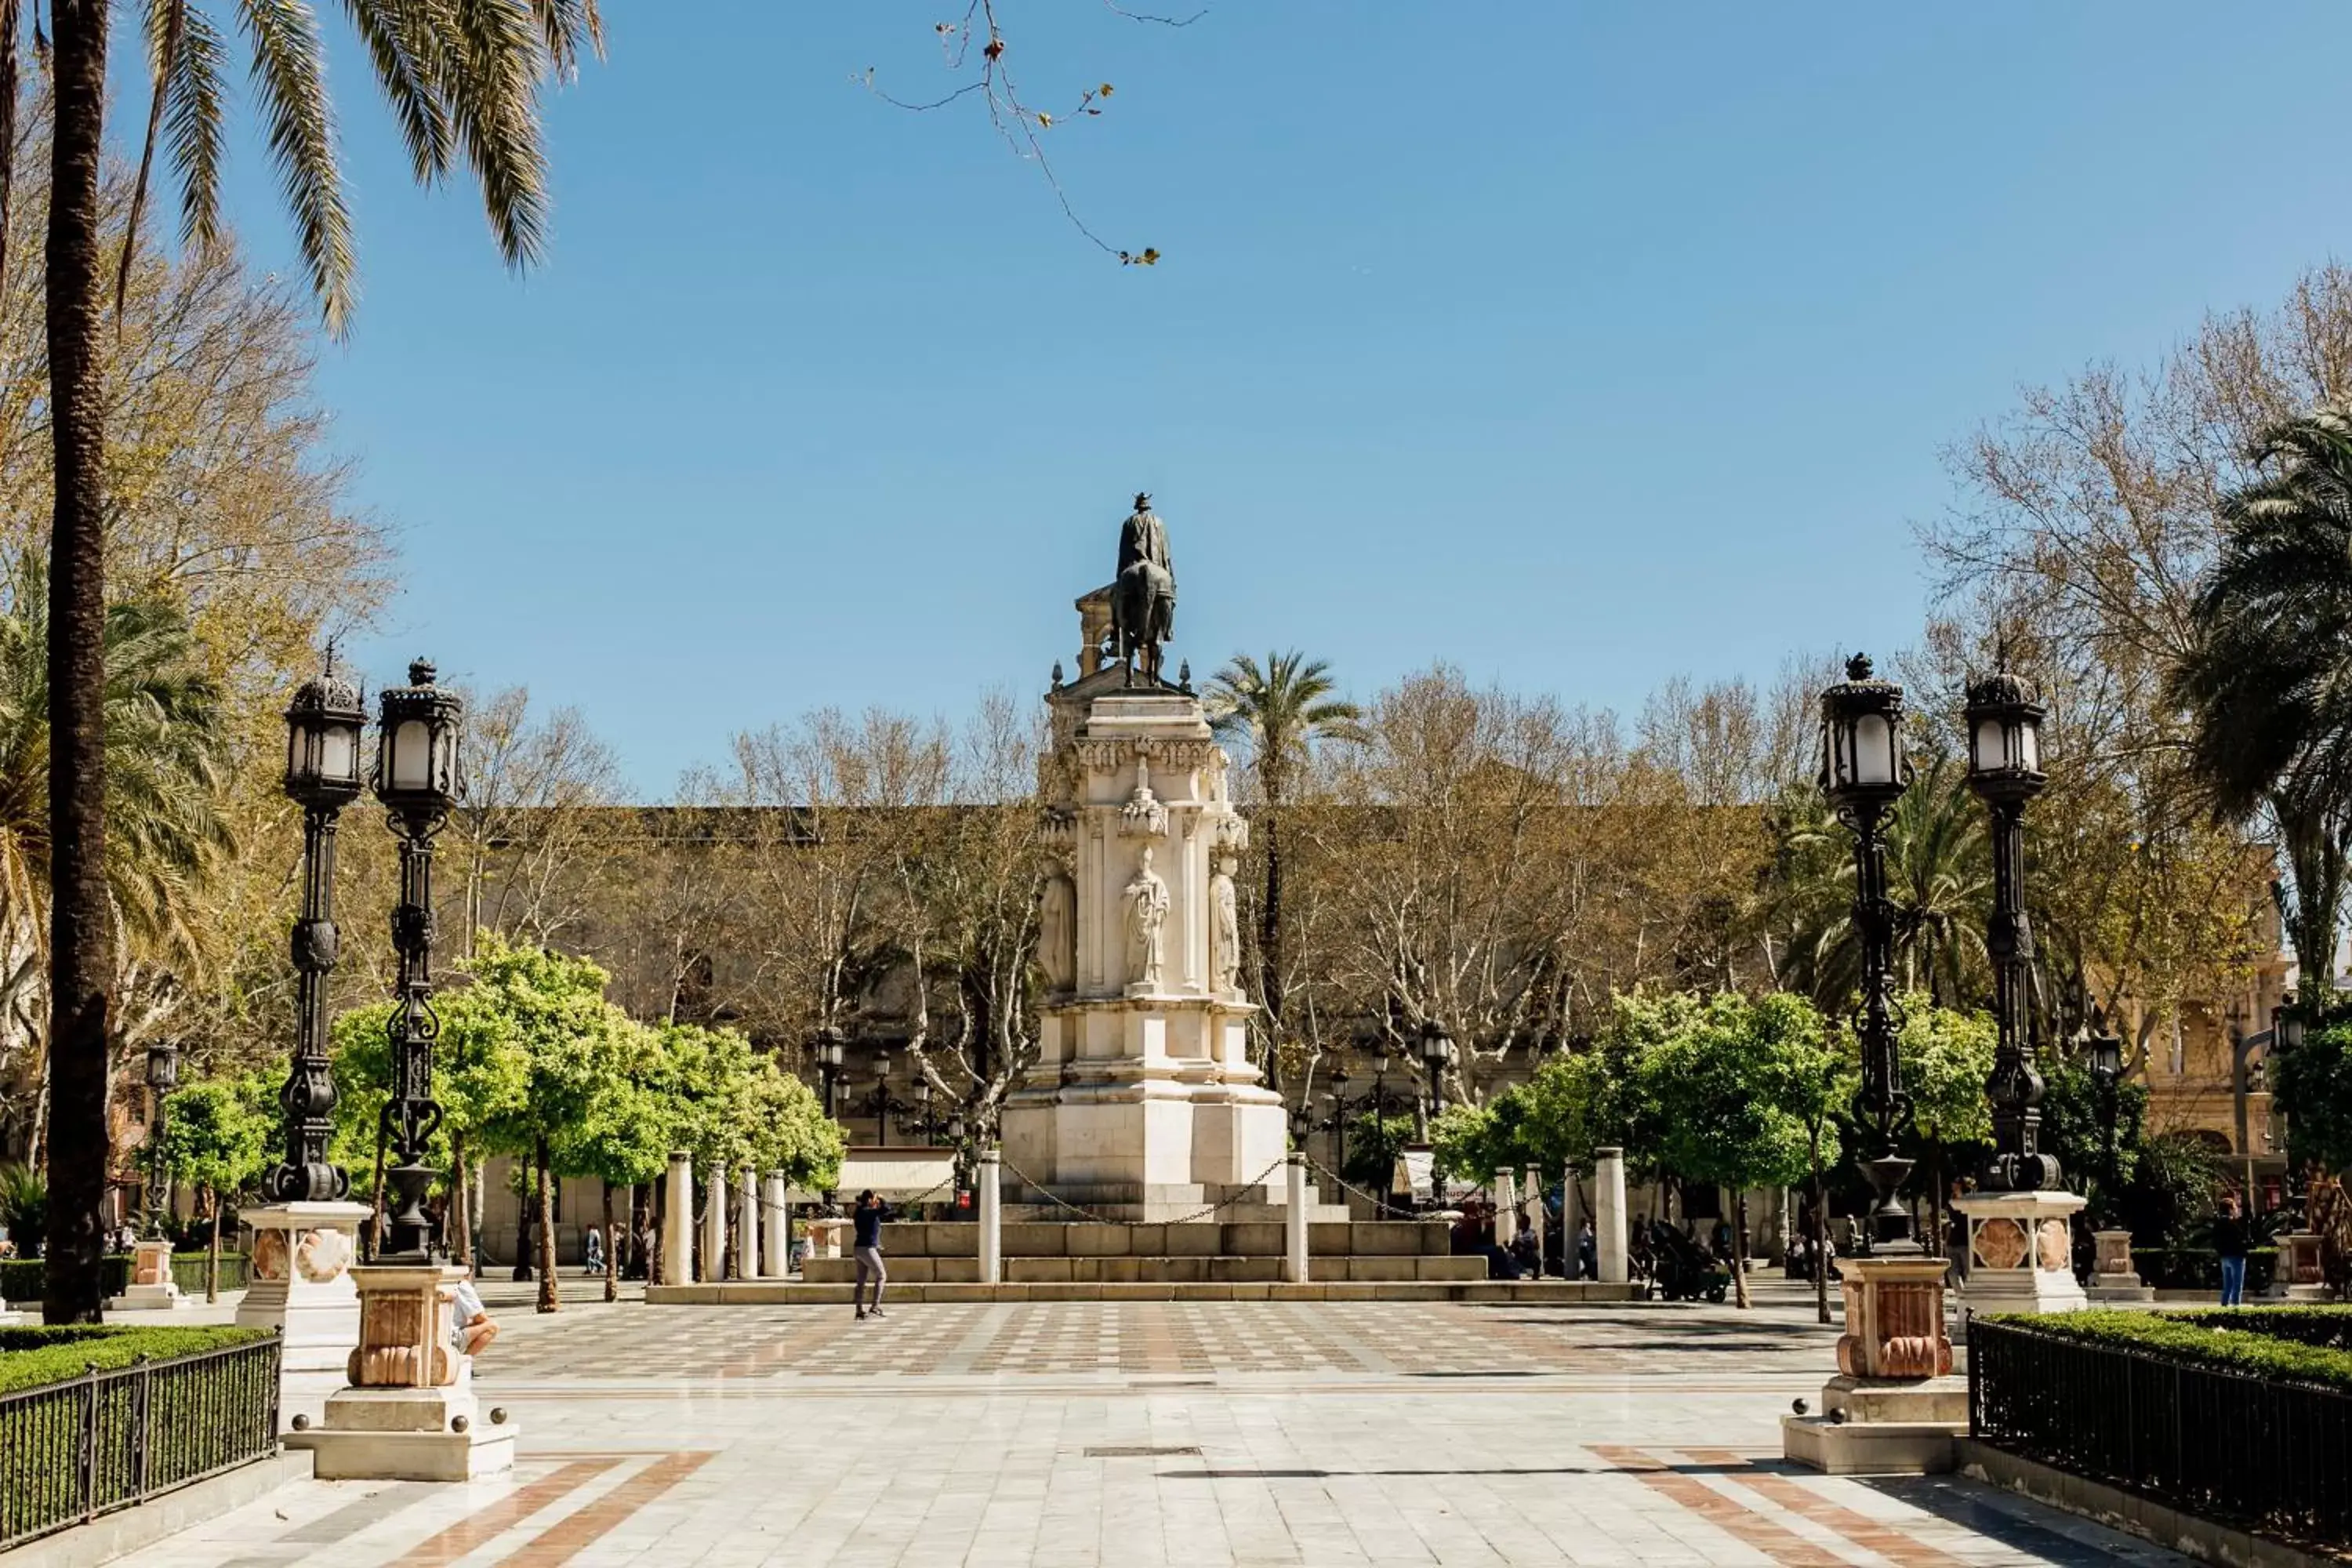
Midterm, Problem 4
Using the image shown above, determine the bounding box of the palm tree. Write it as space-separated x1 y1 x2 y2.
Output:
1203 652 1366 1084
2170 407 2352 990
2 0 601 1323
1768 753 1991 1009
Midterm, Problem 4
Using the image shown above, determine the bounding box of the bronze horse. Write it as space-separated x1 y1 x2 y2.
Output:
1112 557 1174 685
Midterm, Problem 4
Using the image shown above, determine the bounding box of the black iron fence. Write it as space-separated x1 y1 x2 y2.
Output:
0 1336 281 1550
1970 1317 2352 1548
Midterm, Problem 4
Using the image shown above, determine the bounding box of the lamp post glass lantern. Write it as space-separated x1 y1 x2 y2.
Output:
264 662 367 1206
374 659 463 1260
815 1027 846 1120
1818 654 1916 1251
1419 1022 1455 1210
1963 662 2059 1194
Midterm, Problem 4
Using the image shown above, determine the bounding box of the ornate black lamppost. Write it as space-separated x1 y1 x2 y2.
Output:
143 1040 179 1238
2085 1020 2125 1224
1963 663 2060 1196
262 664 367 1205
815 1026 846 1120
1419 1021 1456 1211
373 660 464 1260
1818 655 1916 1251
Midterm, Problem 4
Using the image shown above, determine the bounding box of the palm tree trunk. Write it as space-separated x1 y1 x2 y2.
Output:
40 0 112 1329
1810 1132 1830 1325
534 1138 558 1314
1258 804 1283 1094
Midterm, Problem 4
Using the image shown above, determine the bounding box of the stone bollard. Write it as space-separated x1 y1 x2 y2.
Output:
1524 1163 1544 1272
1494 1170 1518 1247
2089 1229 2154 1304
699 1175 727 1283
760 1173 789 1278
1562 1162 1584 1278
736 1168 758 1282
1595 1147 1628 1285
1284 1152 1310 1284
659 1152 691 1287
977 1148 1003 1286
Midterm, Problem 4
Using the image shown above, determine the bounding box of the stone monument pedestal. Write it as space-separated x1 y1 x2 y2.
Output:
283 1262 515 1482
237 1203 370 1370
106 1239 190 1313
1783 1256 1962 1475
1955 1190 2088 1316
2087 1227 2154 1305
1002 676 1288 1216
2273 1231 2328 1301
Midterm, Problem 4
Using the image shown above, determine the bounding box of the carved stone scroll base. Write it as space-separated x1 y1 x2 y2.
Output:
1955 1189 2089 1316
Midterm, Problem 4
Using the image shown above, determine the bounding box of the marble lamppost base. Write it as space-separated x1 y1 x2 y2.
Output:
2087 1228 2154 1305
1955 1190 2089 1316
106 1239 191 1314
2268 1232 2329 1301
1783 1256 1963 1475
282 1262 516 1482
237 1203 371 1368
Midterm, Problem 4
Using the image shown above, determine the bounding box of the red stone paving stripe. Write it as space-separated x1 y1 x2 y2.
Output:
386 1459 618 1567
1680 1449 1965 1568
1587 1446 1847 1568
492 1450 716 1567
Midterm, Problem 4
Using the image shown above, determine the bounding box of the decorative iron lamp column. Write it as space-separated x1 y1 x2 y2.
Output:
1951 661 2086 1315
372 660 465 1261
1419 1021 1456 1211
815 1027 846 1121
142 1040 180 1239
1817 654 1916 1253
264 663 367 1204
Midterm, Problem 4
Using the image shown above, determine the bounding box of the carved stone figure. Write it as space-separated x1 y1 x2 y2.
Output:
1039 869 1076 990
1124 845 1171 991
1210 855 1241 996
1110 492 1177 685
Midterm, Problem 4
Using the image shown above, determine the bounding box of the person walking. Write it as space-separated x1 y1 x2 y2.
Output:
583 1225 605 1278
2216 1192 2251 1307
853 1189 892 1320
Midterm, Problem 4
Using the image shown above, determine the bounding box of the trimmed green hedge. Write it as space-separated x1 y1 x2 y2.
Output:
1987 1306 2352 1395
0 1253 249 1304
0 1326 270 1397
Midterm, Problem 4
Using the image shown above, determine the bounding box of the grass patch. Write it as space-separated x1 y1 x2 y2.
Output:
0 1325 270 1397
1987 1306 2352 1395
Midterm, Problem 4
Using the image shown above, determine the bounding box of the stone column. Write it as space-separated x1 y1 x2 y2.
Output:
1595 1147 1628 1286
1284 1152 1310 1284
659 1152 691 1287
760 1174 789 1278
699 1176 726 1283
1523 1164 1544 1273
1562 1163 1584 1279
736 1168 758 1282
977 1148 1003 1286
1493 1170 1518 1247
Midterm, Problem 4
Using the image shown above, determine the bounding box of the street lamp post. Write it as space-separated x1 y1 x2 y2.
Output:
2085 1022 2125 1225
1419 1021 1455 1212
1964 664 2060 1196
815 1027 846 1121
263 663 366 1206
1817 655 1916 1253
373 660 464 1261
143 1040 179 1240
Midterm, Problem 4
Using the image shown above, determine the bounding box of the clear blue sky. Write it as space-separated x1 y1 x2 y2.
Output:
192 2 2352 798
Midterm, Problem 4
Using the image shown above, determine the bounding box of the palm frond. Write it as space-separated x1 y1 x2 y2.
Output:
0 0 20 294
117 0 188 325
165 2 228 247
440 0 550 269
238 0 357 336
528 0 601 79
340 0 453 184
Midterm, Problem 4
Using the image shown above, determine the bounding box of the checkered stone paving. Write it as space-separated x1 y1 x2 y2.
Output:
120 1280 2191 1566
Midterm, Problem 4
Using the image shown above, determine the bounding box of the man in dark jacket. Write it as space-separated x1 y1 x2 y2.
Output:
2215 1192 2250 1307
853 1190 892 1320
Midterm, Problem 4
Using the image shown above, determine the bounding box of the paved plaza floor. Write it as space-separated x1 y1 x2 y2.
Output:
120 1279 2185 1566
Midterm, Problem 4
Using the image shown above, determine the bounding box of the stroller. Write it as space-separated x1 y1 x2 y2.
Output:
1647 1220 1731 1303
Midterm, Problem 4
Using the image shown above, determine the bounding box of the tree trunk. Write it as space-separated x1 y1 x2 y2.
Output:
1258 804 1283 1094
534 1138 558 1314
450 1134 471 1269
603 1181 619 1302
1732 1189 1751 1309
205 1189 222 1302
1810 1135 1831 1326
40 0 113 1329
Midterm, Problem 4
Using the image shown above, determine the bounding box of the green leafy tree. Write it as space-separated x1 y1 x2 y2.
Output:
1341 1111 1417 1200
15 0 602 1326
2038 1055 2148 1221
1203 651 1365 1083
1639 992 1828 1308
1780 1011 1856 1324
2270 1018 2352 1177
559 1020 673 1303
152 1073 269 1299
2169 407 2352 991
1897 1000 1997 1255
1431 1086 1541 1185
653 1021 843 1279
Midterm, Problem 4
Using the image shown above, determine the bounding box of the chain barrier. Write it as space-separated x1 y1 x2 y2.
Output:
994 1153 1291 1228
